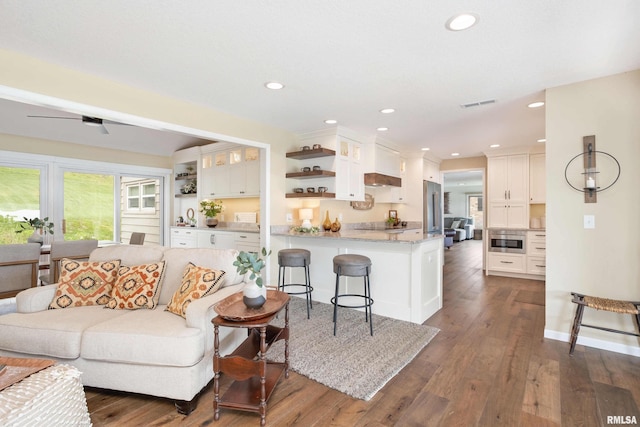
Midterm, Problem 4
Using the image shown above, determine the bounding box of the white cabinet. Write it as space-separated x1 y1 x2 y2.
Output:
335 138 364 201
526 231 546 276
170 228 198 248
235 232 260 253
529 153 546 203
424 159 440 183
487 154 529 228
197 230 236 249
201 146 259 198
376 158 407 203
487 252 526 274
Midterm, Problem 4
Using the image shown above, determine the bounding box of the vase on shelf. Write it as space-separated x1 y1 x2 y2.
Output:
323 210 332 231
27 230 44 245
206 218 218 228
243 280 267 309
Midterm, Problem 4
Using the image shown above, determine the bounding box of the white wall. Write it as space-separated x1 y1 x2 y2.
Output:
545 70 640 356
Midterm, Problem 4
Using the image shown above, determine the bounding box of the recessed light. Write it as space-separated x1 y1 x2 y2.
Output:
490 144 500 148
451 152 460 157
445 13 479 31
528 101 545 108
537 138 547 143
380 108 395 114
421 148 430 151
324 119 337 124
377 127 388 131
264 81 284 90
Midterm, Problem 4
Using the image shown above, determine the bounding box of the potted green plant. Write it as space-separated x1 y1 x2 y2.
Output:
16 216 54 245
199 199 223 228
233 248 271 308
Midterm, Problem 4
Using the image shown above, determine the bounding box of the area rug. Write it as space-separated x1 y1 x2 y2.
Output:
268 297 439 401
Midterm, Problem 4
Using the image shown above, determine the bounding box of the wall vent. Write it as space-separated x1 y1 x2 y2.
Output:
460 99 496 109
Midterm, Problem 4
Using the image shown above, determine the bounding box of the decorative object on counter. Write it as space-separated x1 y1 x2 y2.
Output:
233 248 271 309
323 210 332 231
16 217 54 245
331 217 341 232
291 225 321 233
299 208 313 230
350 193 374 210
199 199 223 228
564 135 620 203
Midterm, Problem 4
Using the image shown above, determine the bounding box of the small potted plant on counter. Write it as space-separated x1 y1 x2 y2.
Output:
199 199 223 228
233 248 271 309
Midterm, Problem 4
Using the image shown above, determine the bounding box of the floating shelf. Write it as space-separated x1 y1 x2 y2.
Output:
285 192 336 199
175 193 197 198
175 174 197 181
286 148 336 160
285 170 336 179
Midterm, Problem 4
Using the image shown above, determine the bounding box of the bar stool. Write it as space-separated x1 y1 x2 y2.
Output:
331 254 373 336
277 249 313 318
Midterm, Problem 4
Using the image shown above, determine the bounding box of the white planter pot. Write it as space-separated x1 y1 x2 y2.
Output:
243 280 267 309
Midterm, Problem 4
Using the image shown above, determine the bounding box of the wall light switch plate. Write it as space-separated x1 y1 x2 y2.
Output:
584 215 595 229
286 213 293 223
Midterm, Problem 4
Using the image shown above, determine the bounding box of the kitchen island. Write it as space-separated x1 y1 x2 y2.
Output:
270 228 444 324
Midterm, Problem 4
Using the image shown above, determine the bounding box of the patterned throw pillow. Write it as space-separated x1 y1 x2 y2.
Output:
105 261 166 310
166 263 226 318
49 259 122 309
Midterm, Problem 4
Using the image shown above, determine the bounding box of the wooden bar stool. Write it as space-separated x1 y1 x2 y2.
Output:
331 254 373 336
277 249 313 318
569 292 640 354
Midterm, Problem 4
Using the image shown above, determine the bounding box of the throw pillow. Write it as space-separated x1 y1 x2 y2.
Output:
166 263 226 318
106 261 166 310
450 220 461 229
49 259 122 309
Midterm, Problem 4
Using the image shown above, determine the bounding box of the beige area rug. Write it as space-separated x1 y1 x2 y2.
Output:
268 297 439 401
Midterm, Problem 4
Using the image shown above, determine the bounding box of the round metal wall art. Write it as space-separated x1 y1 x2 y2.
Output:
564 150 621 193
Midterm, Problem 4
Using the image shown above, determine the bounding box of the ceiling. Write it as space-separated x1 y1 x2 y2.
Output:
0 1 639 159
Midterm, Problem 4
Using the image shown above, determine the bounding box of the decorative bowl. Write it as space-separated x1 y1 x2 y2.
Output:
312 144 321 149
318 186 328 193
301 145 311 151
306 187 316 193
293 188 303 193
312 165 321 171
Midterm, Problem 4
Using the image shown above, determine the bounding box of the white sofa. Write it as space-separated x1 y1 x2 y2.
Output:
0 245 248 414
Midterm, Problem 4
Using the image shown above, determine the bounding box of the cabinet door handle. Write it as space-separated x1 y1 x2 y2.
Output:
210 235 216 244
238 235 247 239
179 242 187 246
536 247 545 250
504 190 507 199
500 261 514 264
536 264 546 268
508 190 511 199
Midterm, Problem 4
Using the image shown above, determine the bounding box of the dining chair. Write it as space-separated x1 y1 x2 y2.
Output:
129 232 146 245
0 243 41 298
39 239 99 285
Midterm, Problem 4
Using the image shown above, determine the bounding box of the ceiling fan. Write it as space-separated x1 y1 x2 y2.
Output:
27 114 131 135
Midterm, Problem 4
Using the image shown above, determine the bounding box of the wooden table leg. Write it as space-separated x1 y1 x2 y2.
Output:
213 324 220 420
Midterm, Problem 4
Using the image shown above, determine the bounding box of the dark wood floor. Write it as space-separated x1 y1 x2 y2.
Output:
85 239 640 426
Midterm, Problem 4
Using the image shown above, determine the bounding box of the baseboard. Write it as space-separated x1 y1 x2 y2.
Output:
544 328 640 357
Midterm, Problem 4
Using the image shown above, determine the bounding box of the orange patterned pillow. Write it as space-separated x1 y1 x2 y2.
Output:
166 263 226 318
49 259 122 309
105 261 166 310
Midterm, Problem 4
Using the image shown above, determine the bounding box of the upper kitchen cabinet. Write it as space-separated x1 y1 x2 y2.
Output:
201 144 260 198
529 153 546 203
423 158 441 183
487 153 529 228
335 137 364 201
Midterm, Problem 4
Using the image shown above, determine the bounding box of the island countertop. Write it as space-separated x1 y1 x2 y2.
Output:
270 228 443 244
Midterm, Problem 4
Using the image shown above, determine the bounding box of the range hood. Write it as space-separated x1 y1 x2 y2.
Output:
364 172 401 187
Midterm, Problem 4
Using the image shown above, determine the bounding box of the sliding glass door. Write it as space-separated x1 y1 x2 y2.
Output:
62 171 115 241
0 165 44 244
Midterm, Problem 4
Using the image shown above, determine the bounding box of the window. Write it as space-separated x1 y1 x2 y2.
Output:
126 182 157 212
0 165 43 244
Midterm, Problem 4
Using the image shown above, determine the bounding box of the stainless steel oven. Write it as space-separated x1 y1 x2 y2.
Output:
489 230 526 254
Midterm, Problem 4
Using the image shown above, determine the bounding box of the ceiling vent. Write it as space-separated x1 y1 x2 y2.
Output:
460 99 496 109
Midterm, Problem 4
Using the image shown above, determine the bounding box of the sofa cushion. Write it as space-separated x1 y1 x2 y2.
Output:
106 261 165 310
444 217 454 228
49 259 121 309
89 245 165 267
81 307 205 366
158 248 242 305
166 263 226 318
0 306 127 359
450 220 461 229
